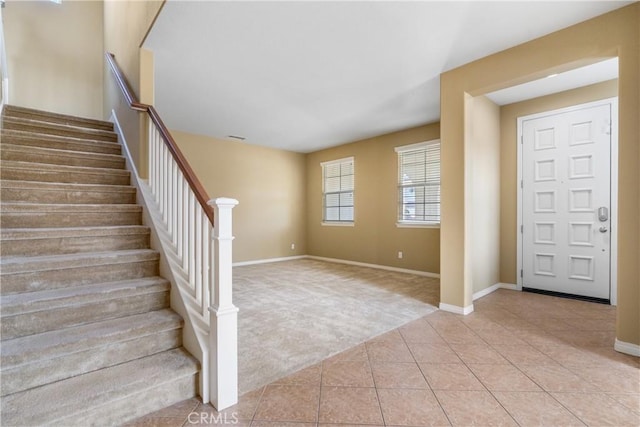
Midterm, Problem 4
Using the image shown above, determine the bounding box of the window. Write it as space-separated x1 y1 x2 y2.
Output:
321 157 354 223
395 140 440 225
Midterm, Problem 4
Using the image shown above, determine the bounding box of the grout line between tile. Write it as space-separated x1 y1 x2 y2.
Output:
365 334 387 426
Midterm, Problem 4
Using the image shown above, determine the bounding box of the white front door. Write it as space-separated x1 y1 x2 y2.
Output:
521 102 612 301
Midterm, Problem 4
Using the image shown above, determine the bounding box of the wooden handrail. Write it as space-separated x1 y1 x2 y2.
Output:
105 52 214 223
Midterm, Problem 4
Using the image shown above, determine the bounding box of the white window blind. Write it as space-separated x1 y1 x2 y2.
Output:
321 157 354 223
395 140 440 224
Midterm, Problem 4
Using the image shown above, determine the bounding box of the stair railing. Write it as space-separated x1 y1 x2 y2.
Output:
0 0 9 111
105 52 238 410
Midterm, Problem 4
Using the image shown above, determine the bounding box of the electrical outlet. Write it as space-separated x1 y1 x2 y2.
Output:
398 251 403 259
291 243 295 250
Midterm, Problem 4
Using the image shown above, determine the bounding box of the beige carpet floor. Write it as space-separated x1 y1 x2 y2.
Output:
234 258 440 394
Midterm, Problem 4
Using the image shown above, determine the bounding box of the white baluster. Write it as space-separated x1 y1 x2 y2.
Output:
176 172 183 255
202 214 211 319
182 179 189 271
188 192 196 289
172 163 179 247
163 145 169 223
167 159 174 239
155 131 161 203
151 127 156 197
155 130 160 195
158 144 166 216
195 205 203 305
148 120 154 193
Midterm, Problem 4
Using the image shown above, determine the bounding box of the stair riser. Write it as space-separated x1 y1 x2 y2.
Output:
0 211 142 228
0 187 136 205
1 233 149 257
3 107 114 132
1 133 122 155
3 121 117 142
0 167 130 186
2 290 169 339
54 375 197 427
0 347 198 427
1 327 181 396
1 260 159 295
1 149 125 170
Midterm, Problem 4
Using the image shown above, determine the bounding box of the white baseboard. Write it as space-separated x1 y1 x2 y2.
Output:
307 255 440 278
472 282 518 301
615 339 640 357
236 255 441 278
233 256 307 267
442 283 517 314
233 255 441 278
473 283 501 301
439 302 474 315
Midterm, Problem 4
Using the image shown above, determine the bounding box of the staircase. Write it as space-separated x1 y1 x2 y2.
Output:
0 105 199 426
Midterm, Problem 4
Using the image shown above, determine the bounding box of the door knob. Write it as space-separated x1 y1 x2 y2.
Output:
599 226 608 233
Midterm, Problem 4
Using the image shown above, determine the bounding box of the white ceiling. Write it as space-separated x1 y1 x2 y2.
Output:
486 57 619 106
144 1 629 153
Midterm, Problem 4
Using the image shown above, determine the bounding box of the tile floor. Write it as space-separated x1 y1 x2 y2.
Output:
131 289 639 426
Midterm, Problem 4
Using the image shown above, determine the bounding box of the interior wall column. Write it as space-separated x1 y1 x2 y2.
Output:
439 86 474 314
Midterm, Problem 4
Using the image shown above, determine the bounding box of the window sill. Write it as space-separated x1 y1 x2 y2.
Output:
396 222 440 229
322 221 355 227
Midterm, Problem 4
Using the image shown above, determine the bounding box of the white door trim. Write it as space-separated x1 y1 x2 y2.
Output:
517 97 618 305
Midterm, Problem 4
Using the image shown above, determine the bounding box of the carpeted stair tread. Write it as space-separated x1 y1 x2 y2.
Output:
1 276 170 319
0 348 199 427
2 308 181 368
1 129 122 154
0 179 134 193
0 202 141 212
0 202 143 228
1 143 126 169
61 375 197 426
0 225 149 241
1 276 170 340
0 249 158 274
2 160 131 178
0 160 130 185
2 105 114 131
0 249 160 295
0 309 182 397
1 225 149 256
1 314 181 397
3 116 117 142
0 180 137 205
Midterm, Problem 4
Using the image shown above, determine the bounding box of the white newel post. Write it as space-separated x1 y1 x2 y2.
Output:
208 197 239 410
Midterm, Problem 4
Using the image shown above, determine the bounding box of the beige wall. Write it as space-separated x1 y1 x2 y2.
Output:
103 0 162 101
306 124 441 274
440 4 639 345
469 96 501 294
103 0 163 176
499 79 618 284
172 131 307 263
4 0 104 119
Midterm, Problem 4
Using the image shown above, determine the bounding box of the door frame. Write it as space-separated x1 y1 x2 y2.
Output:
516 97 618 305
